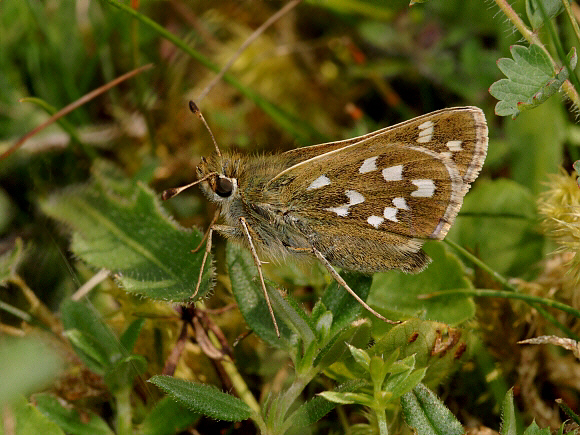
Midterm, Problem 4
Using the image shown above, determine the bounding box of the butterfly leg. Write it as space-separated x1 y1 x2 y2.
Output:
192 225 214 300
239 217 281 338
311 247 401 325
192 211 219 253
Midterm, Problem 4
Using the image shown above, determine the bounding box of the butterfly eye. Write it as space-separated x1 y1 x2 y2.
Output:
215 176 234 197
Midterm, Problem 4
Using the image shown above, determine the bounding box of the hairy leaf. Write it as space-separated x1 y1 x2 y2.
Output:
149 375 253 422
41 177 211 301
490 44 577 119
401 383 463 435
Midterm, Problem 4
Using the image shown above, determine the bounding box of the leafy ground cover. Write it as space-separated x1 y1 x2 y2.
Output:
2 0 580 434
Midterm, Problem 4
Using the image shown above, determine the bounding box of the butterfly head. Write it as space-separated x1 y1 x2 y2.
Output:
196 154 240 204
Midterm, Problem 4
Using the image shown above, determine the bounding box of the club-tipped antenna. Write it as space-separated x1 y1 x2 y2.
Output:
189 101 221 157
162 172 217 200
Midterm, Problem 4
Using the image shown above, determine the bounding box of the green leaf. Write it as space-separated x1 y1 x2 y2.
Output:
489 44 576 119
140 397 200 435
522 421 551 435
226 242 315 349
119 317 145 353
447 179 543 277
103 355 147 393
0 338 63 406
505 96 566 195
0 238 25 285
317 391 374 407
500 388 517 435
3 396 65 435
149 375 253 422
285 379 366 429
60 299 122 373
314 318 372 369
368 242 474 325
34 393 114 435
369 319 469 387
321 271 372 335
40 177 211 301
347 343 371 370
401 383 463 435
525 0 564 29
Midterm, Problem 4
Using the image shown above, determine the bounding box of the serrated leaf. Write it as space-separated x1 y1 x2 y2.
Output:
140 397 200 435
525 0 564 29
523 421 551 435
500 388 517 435
149 375 253 422
369 242 474 325
490 44 576 119
401 383 463 435
34 393 114 435
40 178 211 301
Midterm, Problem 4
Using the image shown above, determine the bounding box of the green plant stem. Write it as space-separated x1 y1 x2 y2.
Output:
535 0 580 99
207 330 260 414
376 408 388 435
562 0 580 47
443 239 579 340
114 387 132 435
426 288 580 323
493 0 580 108
277 369 319 429
101 0 324 145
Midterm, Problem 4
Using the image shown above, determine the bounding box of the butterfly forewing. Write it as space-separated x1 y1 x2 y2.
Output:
263 107 487 273
278 106 487 185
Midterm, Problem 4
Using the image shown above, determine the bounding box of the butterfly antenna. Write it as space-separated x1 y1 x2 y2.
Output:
189 101 221 157
161 172 217 200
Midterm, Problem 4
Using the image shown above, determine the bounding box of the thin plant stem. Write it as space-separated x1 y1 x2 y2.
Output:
197 0 302 102
376 408 389 435
493 0 580 108
1 64 153 160
443 239 579 340
535 0 580 99
423 288 580 322
101 0 324 144
562 0 580 47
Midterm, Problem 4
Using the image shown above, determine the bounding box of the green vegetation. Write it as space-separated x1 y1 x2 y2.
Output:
2 0 580 433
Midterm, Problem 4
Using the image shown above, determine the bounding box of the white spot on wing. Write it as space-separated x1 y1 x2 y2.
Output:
307 174 331 190
392 197 409 210
325 190 365 216
446 140 463 152
411 179 436 197
417 120 434 143
383 207 398 222
367 215 384 228
346 190 365 205
359 156 378 173
325 205 349 216
382 165 403 182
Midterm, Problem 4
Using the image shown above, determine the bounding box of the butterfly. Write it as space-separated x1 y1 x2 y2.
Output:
163 103 488 336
